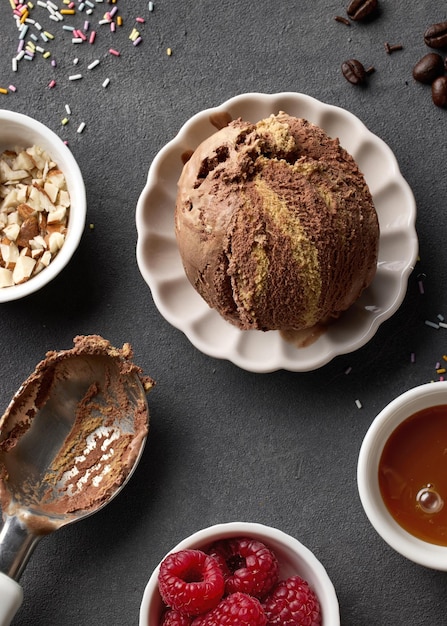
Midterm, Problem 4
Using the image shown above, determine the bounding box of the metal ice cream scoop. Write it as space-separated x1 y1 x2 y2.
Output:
0 336 152 626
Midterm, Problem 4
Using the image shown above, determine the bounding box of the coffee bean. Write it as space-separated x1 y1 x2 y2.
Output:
346 0 378 21
432 76 447 107
341 59 368 85
412 52 444 84
424 22 447 49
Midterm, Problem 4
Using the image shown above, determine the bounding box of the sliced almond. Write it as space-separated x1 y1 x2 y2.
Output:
13 150 36 173
47 206 67 224
58 189 70 207
46 223 67 235
12 255 36 284
28 185 56 213
39 250 52 267
48 231 65 254
0 160 29 184
31 235 47 250
17 203 37 220
7 211 20 225
46 169 66 190
43 180 60 203
1 242 19 269
0 267 14 288
3 223 20 242
17 216 39 248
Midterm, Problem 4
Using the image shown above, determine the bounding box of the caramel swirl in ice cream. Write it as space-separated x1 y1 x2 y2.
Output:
175 112 379 332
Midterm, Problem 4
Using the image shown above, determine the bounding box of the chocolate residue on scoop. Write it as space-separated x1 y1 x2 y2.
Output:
0 335 154 532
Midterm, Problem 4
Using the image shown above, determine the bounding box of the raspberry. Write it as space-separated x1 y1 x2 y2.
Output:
261 576 321 626
208 537 279 599
158 549 225 616
191 592 267 626
160 609 193 626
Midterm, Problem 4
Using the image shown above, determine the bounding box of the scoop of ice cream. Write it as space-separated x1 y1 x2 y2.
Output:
175 112 379 332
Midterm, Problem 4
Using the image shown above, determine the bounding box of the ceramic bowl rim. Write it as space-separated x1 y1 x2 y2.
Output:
357 381 447 569
0 109 86 302
138 521 340 625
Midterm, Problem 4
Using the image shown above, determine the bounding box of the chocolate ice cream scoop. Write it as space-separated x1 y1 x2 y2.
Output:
0 335 154 625
175 112 379 333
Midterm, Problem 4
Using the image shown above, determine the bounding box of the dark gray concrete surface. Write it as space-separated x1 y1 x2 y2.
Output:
0 1 446 624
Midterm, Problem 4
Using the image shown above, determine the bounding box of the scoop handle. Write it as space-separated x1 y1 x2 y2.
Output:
0 572 23 626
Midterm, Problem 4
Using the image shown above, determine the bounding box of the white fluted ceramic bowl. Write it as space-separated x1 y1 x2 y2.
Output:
136 93 418 372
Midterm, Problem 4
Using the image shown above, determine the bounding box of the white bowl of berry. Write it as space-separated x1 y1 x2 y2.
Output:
139 522 340 626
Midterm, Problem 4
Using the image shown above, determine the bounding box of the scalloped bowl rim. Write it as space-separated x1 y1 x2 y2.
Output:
0 109 86 302
136 92 418 372
139 521 340 625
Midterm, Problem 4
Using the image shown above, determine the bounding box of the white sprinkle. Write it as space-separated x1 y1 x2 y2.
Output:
40 32 49 42
65 103 71 114
425 320 439 329
102 77 110 88
16 50 25 61
439 322 447 329
63 25 75 31
87 59 100 70
34 21 42 30
355 399 362 409
73 57 79 64
19 25 29 40
49 14 60 22
37 0 47 6
47 1 58 9
438 313 445 321
25 18 36 24
98 18 109 25
72 37 84 44
148 1 154 10
77 122 86 133
36 45 45 53
12 57 18 72
68 73 83 80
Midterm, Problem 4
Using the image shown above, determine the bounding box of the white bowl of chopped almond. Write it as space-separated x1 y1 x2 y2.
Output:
0 109 86 301
139 522 340 626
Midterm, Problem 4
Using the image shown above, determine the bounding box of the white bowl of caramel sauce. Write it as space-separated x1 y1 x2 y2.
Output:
358 382 447 570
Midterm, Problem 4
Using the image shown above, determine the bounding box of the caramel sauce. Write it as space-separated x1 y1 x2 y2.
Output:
378 405 447 546
181 149 194 165
209 111 232 130
280 323 327 348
